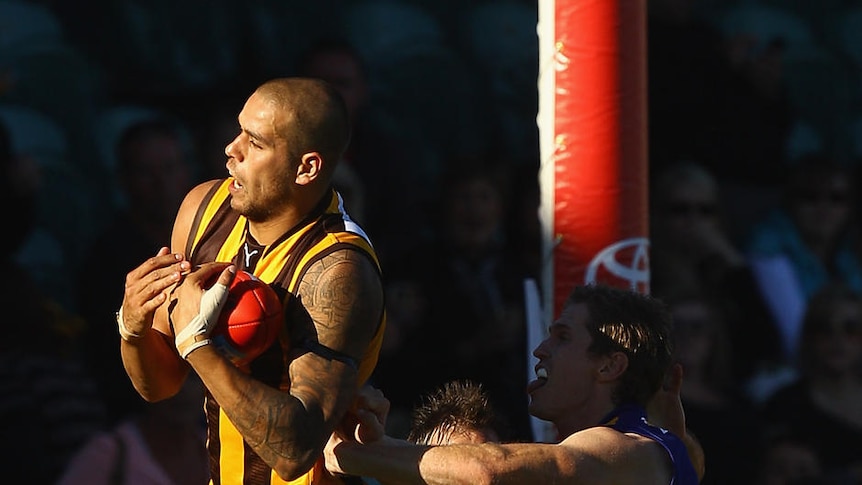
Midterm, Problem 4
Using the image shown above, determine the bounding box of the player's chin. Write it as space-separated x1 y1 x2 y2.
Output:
229 194 249 213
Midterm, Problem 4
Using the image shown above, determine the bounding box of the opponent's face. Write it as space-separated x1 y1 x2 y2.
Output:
528 302 604 434
225 91 295 221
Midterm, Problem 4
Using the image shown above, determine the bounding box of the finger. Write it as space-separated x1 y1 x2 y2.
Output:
184 262 234 287
199 267 234 319
137 265 186 303
128 252 189 284
214 264 237 287
355 386 390 427
354 408 385 444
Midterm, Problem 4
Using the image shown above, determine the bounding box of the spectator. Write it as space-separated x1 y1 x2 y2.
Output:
759 283 862 483
75 115 199 426
647 0 738 181
649 161 782 382
0 104 106 484
745 156 862 370
410 162 534 442
665 292 764 485
754 428 825 485
57 374 209 485
294 36 416 257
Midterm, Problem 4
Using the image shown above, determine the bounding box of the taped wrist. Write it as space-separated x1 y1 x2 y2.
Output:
116 306 142 342
175 282 230 359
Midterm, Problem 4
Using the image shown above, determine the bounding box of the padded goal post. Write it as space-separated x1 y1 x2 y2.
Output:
537 0 650 320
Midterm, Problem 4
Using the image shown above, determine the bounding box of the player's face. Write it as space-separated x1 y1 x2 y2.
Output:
225 91 295 221
528 302 602 434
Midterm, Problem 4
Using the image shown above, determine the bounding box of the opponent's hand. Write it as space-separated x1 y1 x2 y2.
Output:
350 384 389 444
648 362 706 481
171 263 236 359
119 247 192 340
647 362 686 436
324 430 350 477
324 384 390 477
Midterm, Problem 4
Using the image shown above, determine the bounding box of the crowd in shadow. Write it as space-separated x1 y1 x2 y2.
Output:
1 0 861 483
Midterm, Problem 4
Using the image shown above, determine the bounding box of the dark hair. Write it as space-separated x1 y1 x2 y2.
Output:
407 380 500 445
566 284 674 406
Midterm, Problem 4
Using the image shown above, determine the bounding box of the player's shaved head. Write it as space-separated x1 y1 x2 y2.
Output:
254 78 351 179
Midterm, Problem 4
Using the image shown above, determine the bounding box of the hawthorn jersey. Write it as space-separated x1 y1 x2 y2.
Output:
600 404 699 485
185 178 386 485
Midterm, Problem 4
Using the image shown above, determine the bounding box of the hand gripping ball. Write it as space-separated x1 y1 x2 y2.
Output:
212 270 283 366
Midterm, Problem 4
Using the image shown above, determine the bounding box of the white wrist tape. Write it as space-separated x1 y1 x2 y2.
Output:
176 282 230 359
116 306 142 342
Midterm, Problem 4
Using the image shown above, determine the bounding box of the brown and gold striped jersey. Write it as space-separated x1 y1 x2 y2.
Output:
185 178 386 485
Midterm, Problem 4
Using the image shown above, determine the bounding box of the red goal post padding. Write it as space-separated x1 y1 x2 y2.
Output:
537 0 650 321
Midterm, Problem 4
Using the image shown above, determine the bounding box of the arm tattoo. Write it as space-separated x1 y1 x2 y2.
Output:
220 248 382 470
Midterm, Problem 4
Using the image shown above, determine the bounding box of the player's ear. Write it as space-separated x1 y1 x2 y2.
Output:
596 351 628 382
295 152 322 185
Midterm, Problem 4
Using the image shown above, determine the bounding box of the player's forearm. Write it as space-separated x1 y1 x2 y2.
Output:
332 438 434 484
186 346 327 480
682 430 706 482
120 327 188 401
332 439 511 485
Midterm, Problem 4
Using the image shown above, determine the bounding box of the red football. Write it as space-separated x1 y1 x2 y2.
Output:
212 270 283 366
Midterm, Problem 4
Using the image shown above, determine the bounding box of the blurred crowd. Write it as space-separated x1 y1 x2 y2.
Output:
1 0 861 483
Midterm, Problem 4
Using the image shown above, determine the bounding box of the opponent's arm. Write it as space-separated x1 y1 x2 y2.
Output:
179 248 384 480
119 180 217 401
647 363 706 482
326 425 670 485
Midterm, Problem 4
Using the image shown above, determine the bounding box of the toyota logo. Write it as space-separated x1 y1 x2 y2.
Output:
584 237 650 293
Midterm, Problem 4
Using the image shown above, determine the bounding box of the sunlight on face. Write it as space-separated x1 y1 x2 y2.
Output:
226 92 294 221
530 303 598 431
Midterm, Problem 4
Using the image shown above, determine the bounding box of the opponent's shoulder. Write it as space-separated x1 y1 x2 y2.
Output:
561 426 671 467
556 426 674 483
561 424 642 447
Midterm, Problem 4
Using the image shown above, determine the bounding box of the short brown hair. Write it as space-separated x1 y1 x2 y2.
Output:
566 284 674 406
407 380 500 445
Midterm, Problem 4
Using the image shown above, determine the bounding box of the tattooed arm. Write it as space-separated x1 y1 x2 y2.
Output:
174 248 384 480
